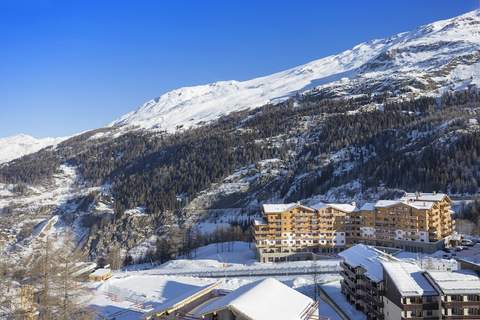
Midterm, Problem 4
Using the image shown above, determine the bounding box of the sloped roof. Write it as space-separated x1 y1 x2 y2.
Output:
339 244 395 282
374 199 435 210
401 193 447 202
360 202 375 211
253 217 267 225
406 201 434 210
262 203 298 213
311 202 357 213
192 278 314 320
455 243 480 266
310 201 327 210
90 268 111 277
374 200 402 208
382 261 437 297
327 203 357 213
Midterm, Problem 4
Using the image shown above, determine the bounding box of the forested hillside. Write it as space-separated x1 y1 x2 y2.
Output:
0 88 479 264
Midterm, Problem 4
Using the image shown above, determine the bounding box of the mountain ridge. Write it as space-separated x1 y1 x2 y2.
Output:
2 9 479 163
111 9 479 132
0 134 66 164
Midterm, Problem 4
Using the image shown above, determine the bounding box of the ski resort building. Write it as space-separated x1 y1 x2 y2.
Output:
88 267 112 281
144 278 318 320
350 193 454 252
425 270 480 319
191 278 318 320
338 244 480 320
254 193 455 262
254 202 355 262
382 260 441 320
339 244 396 320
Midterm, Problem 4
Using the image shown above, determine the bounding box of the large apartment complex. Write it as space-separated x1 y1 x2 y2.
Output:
254 193 454 262
254 202 355 262
339 244 480 320
350 193 454 249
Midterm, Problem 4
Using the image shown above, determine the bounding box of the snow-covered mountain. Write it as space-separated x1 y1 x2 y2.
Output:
1 10 480 264
112 9 480 132
0 134 65 164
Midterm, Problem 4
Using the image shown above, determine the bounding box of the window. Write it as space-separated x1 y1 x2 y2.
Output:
468 295 480 302
468 307 480 315
452 307 464 316
451 295 463 302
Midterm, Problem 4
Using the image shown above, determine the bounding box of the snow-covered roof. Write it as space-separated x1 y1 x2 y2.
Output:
90 268 112 277
262 203 298 213
360 202 375 211
192 278 315 320
427 270 480 294
382 261 437 297
253 218 267 226
311 202 357 213
310 201 327 210
374 199 435 210
339 244 395 282
72 262 97 277
455 243 480 266
406 201 434 210
327 203 357 213
374 200 402 208
401 193 447 202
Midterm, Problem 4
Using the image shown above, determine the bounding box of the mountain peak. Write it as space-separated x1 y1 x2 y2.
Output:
110 10 479 133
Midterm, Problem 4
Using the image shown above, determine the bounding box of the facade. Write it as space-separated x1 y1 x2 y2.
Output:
144 278 318 320
382 260 440 320
88 267 112 281
425 270 480 319
339 244 396 320
254 193 454 262
191 278 318 320
338 245 480 320
350 193 454 252
254 202 354 262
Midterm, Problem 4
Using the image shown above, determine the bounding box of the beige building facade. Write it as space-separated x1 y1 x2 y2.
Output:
254 193 454 262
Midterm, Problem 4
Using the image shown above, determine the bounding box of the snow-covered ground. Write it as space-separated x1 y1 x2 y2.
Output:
87 240 467 320
88 241 342 319
0 164 110 260
128 242 340 277
318 298 342 320
89 273 341 320
321 280 366 320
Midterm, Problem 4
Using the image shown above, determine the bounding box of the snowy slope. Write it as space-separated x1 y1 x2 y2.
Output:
0 134 65 164
111 10 480 132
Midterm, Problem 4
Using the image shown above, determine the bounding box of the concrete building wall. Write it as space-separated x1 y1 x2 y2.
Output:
383 296 402 320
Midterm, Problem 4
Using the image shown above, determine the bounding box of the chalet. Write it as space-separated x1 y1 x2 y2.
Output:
88 267 112 281
191 278 318 320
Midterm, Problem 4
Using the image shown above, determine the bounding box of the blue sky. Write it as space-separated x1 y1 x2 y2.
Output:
1 0 478 138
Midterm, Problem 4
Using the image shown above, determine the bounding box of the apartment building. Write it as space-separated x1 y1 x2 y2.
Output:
425 270 480 319
339 245 480 320
382 260 440 320
254 193 454 262
254 202 355 262
339 244 395 320
350 193 454 253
